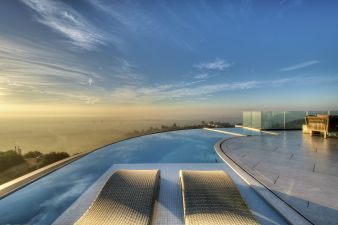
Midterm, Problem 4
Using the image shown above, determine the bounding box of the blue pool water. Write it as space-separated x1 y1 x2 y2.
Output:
0 128 253 225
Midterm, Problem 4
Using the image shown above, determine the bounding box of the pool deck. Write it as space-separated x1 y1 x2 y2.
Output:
53 163 288 225
220 131 338 225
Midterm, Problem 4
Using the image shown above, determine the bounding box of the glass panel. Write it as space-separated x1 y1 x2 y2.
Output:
251 111 262 129
308 111 329 116
285 111 306 129
261 112 272 129
262 111 284 129
243 111 252 127
329 111 338 115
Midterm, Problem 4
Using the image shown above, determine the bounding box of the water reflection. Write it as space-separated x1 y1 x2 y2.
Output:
0 129 229 225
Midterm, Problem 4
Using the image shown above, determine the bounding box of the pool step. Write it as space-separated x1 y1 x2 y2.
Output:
180 170 259 225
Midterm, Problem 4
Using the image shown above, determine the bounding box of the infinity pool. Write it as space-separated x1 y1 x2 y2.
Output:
0 128 255 225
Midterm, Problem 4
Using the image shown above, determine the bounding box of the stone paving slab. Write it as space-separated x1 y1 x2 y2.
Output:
222 131 338 225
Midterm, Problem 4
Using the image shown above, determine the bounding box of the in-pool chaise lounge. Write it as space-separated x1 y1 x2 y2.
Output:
75 169 160 225
180 170 259 225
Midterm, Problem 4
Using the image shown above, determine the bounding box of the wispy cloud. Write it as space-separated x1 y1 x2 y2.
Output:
194 59 233 71
0 36 107 103
86 0 157 34
88 78 93 86
0 36 99 82
280 60 320 72
279 0 303 6
193 73 209 79
110 75 338 103
0 87 9 96
0 33 145 105
20 0 113 50
110 81 257 103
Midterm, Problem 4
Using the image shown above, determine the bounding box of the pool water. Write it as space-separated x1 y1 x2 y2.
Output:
0 128 251 225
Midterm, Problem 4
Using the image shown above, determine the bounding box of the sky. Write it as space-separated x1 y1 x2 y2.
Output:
0 0 338 119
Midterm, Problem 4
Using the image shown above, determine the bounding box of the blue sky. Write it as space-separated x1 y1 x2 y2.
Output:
0 0 338 115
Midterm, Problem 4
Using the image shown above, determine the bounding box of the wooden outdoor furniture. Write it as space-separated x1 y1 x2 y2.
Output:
304 115 338 138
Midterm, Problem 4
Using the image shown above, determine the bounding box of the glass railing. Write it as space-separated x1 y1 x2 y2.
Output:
243 110 337 130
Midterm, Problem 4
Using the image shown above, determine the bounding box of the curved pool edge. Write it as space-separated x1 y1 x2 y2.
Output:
0 127 220 199
214 137 312 225
0 128 196 199
0 152 88 199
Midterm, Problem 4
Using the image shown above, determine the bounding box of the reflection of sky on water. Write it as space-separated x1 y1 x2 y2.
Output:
0 129 231 225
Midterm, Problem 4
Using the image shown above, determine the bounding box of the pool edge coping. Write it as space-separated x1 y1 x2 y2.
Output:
0 152 88 199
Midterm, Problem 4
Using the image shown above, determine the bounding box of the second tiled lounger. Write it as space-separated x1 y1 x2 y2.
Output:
180 170 259 225
75 169 160 225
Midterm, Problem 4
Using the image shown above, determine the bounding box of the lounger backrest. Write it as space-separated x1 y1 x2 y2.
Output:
180 170 259 225
75 169 160 225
